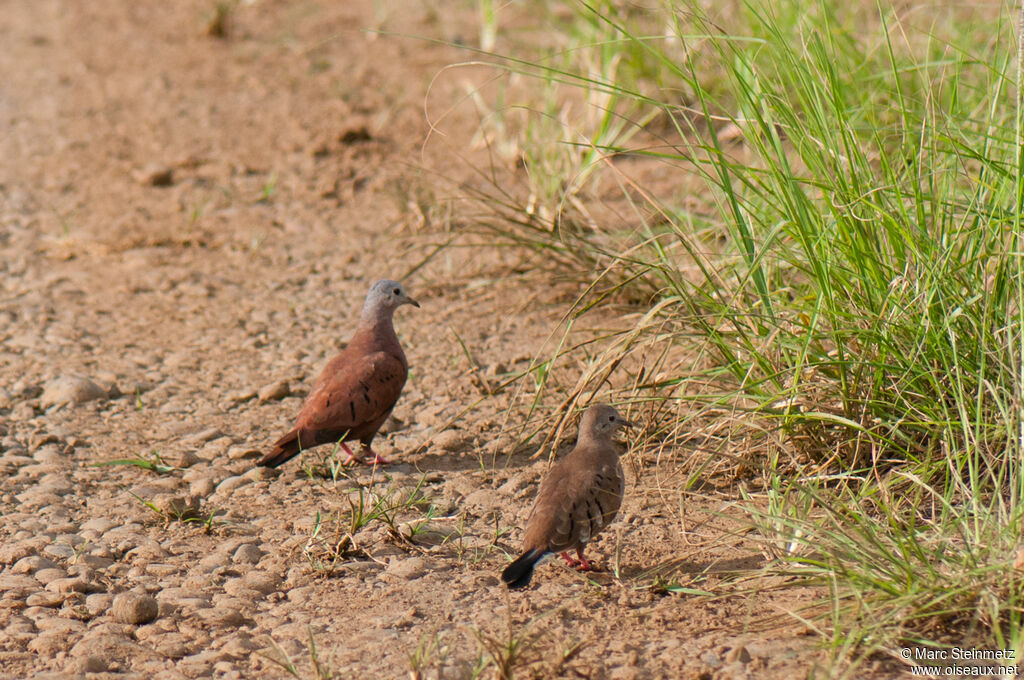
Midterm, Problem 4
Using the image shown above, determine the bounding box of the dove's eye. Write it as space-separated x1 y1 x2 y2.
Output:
393 288 401 296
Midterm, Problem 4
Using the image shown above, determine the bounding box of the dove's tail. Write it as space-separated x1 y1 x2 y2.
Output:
257 429 303 468
501 548 546 590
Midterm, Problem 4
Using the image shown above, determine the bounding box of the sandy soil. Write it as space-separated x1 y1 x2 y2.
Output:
0 2 855 678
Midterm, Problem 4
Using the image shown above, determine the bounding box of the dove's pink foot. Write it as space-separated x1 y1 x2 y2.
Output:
560 549 593 571
364 448 391 465
340 443 360 465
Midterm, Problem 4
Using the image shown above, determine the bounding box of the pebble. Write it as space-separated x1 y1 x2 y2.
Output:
70 655 109 674
258 379 291 402
384 556 431 581
183 427 225 445
11 555 58 574
215 475 251 494
76 554 114 569
79 517 118 534
189 477 217 498
462 488 497 513
726 644 752 664
85 593 113 616
27 632 72 656
39 375 107 409
154 633 192 659
227 445 262 460
432 429 464 451
0 573 40 595
9 402 35 421
225 388 257 404
164 449 201 468
44 576 91 594
243 466 276 481
218 633 258 658
135 163 174 186
33 567 68 585
32 444 65 464
701 650 723 668
135 619 177 641
35 616 86 634
69 631 161 664
151 494 200 520
241 570 280 594
200 436 234 459
111 592 159 624
196 606 248 628
196 553 230 573
232 544 262 565
25 591 65 607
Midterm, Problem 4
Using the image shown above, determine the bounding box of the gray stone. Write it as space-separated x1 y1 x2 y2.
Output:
44 577 90 594
182 427 224 445
11 555 58 574
33 567 68 585
432 429 464 451
243 466 276 482
196 606 248 628
32 444 65 464
111 591 159 624
69 631 162 664
215 475 251 494
27 632 73 656
463 488 497 513
231 544 263 565
227 446 262 461
25 591 65 608
258 380 291 402
79 517 118 534
39 375 107 409
134 163 174 187
85 593 113 616
70 655 108 673
0 574 40 595
700 650 722 668
189 477 217 498
384 556 431 581
241 570 280 595
726 644 752 664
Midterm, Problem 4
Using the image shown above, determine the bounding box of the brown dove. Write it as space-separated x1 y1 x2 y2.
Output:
257 279 419 468
501 404 632 589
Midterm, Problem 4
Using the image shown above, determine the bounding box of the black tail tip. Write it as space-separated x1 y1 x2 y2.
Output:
500 549 544 590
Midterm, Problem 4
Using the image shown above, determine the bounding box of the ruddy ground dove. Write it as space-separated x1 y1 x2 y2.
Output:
501 404 632 589
257 279 419 468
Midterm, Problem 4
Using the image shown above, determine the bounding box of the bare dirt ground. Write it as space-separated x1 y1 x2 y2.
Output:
0 2 847 678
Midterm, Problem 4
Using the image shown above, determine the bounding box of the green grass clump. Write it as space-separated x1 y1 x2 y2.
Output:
453 0 1024 670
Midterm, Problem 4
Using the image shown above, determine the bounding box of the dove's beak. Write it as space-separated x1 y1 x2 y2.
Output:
405 296 421 309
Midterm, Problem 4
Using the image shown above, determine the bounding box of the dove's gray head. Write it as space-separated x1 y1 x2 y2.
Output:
363 279 420 319
579 404 633 441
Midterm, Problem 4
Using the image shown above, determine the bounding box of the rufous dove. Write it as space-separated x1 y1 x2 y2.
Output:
257 279 418 468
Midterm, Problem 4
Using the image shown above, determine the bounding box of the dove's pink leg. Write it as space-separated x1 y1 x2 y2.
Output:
560 551 580 567
340 443 360 465
574 548 593 571
363 447 391 465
